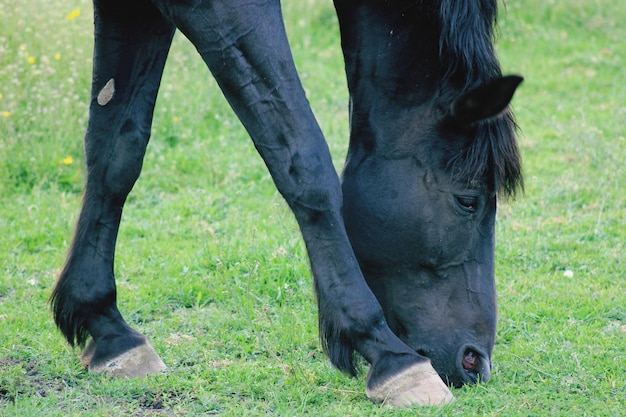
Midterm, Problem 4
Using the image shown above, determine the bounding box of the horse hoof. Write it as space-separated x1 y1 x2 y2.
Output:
366 361 455 407
82 340 166 378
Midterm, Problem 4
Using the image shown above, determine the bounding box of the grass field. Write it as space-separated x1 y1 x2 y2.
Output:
1 0 624 415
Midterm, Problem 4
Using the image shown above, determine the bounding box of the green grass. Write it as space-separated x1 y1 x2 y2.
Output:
1 0 624 415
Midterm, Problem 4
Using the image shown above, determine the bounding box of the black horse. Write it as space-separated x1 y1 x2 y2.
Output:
50 0 522 407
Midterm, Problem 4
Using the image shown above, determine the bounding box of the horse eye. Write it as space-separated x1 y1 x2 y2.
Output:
455 195 478 213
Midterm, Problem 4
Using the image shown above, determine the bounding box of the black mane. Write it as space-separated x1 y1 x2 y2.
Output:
439 0 523 199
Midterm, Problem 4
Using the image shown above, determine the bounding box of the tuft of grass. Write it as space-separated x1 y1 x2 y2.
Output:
1 0 624 415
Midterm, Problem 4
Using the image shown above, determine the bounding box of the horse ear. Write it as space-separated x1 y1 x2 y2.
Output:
449 75 523 126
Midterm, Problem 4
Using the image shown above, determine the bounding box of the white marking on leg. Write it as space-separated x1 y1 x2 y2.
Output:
97 78 115 106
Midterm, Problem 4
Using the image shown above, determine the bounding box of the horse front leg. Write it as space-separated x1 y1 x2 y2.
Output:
50 0 175 377
153 0 452 405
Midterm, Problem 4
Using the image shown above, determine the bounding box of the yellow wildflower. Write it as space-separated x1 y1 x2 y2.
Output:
61 156 74 165
28 56 36 64
54 53 61 61
173 116 180 122
66 9 80 20
2 111 10 118
0 93 3 100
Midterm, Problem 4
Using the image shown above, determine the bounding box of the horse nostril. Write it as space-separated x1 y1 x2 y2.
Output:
459 347 491 385
462 348 479 372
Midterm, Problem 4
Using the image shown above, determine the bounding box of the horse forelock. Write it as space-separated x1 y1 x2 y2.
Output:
438 0 502 88
437 0 523 199
448 113 524 200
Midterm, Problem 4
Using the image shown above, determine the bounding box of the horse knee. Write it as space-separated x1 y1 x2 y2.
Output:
86 117 150 199
277 151 342 221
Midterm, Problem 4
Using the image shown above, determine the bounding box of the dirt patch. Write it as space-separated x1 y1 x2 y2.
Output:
0 356 204 415
0 356 69 405
138 392 166 410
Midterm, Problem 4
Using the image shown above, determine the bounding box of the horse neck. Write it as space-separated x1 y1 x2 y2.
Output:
335 0 504 159
335 1 445 161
